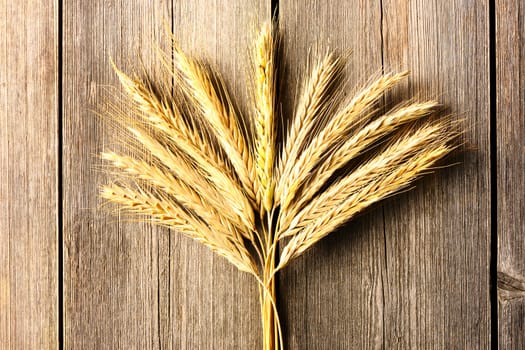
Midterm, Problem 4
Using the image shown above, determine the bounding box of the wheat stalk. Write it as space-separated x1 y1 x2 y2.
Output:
100 22 458 350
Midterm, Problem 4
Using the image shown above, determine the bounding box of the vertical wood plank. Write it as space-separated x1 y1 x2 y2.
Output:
169 1 270 348
382 0 491 348
497 0 525 347
278 2 387 348
64 0 270 348
63 1 171 348
279 0 491 348
0 0 58 348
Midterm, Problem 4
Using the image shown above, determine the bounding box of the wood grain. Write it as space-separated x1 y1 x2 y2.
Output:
278 2 387 348
2 0 520 348
382 0 491 348
497 0 525 347
63 0 269 349
0 0 58 348
279 0 491 348
63 1 172 348
167 1 269 348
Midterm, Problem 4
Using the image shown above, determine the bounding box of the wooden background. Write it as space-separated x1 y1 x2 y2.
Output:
1 0 523 348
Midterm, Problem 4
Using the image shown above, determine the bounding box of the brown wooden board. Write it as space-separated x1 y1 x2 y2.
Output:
0 0 58 348
167 1 270 348
278 2 387 348
279 0 491 348
63 0 269 348
497 0 525 348
381 0 491 348
3 0 520 348
63 1 172 348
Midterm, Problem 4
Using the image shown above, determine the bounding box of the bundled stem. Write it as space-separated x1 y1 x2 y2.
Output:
261 241 279 350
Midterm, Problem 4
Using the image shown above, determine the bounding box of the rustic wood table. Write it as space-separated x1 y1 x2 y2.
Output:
1 0 523 348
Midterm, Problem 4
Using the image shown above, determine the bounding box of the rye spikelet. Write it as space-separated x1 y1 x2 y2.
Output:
100 21 458 350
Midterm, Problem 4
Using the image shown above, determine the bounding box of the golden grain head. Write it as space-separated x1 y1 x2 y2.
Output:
254 22 277 212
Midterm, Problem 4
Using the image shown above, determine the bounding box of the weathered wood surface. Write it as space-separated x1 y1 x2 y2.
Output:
63 2 171 348
6 0 525 348
381 1 491 348
497 0 525 348
279 0 491 348
278 2 387 349
0 0 58 348
63 0 268 349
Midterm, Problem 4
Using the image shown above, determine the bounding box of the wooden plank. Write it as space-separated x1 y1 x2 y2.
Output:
279 0 491 348
381 0 491 348
278 2 387 348
0 0 58 348
63 1 172 348
63 0 270 348
497 0 525 347
167 1 269 348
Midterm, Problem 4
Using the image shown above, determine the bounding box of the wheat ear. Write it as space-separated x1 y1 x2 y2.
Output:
278 52 343 179
279 122 453 234
254 22 277 212
278 141 452 268
111 64 255 228
288 101 439 217
127 126 256 237
112 61 207 152
101 151 250 242
101 184 256 273
277 72 409 212
170 43 257 202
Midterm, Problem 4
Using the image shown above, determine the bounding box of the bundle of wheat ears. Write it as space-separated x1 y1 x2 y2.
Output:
100 22 457 349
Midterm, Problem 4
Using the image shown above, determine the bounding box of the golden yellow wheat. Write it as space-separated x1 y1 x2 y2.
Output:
100 23 458 350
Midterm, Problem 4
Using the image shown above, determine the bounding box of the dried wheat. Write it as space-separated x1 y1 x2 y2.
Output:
100 22 458 350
